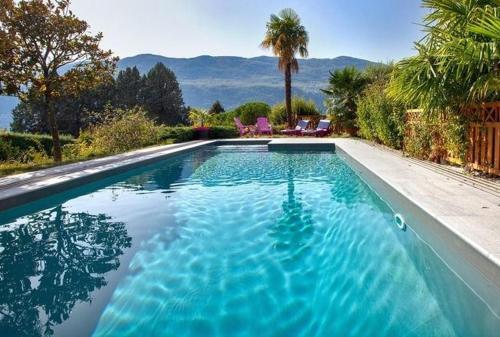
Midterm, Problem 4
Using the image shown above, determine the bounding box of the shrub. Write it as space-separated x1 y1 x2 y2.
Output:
270 97 320 125
404 112 468 164
293 97 320 116
270 103 287 125
233 102 271 125
78 108 161 155
188 108 214 127
211 110 237 126
356 83 405 149
208 126 238 139
159 126 196 143
0 132 74 156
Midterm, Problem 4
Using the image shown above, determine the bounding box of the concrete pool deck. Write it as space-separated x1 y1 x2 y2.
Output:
0 137 499 311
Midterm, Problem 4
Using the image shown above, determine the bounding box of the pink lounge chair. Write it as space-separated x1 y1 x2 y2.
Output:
234 117 253 136
256 117 273 135
302 119 331 137
281 120 309 136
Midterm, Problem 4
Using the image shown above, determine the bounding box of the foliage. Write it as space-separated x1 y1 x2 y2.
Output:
0 131 74 159
233 102 271 125
207 126 238 139
270 97 319 124
141 63 188 125
403 111 469 164
323 66 367 131
261 8 309 126
211 110 238 126
356 82 405 149
11 64 189 136
75 107 161 156
0 0 117 162
388 0 500 111
158 125 238 143
11 81 116 136
159 126 196 143
188 108 214 127
115 66 143 109
208 100 225 114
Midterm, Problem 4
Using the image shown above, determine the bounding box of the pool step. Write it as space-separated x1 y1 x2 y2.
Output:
267 139 336 152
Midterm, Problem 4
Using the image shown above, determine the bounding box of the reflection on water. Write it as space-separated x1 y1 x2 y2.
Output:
269 158 314 267
0 205 131 337
0 146 499 337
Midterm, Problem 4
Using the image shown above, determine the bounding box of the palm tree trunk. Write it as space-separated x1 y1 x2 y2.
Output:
285 63 293 128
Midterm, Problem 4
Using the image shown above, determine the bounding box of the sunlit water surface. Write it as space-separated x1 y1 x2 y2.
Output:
0 145 498 337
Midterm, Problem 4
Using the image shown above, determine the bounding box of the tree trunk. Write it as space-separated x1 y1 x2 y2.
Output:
44 92 62 163
285 63 293 128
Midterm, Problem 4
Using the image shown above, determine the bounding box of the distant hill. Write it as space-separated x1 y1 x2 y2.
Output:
118 54 374 110
0 54 374 129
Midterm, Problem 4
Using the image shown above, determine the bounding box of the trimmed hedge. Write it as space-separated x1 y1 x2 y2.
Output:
159 126 238 143
207 126 238 139
0 132 74 160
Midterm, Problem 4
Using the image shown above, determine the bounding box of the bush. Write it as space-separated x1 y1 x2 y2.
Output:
270 97 320 125
404 112 468 164
77 108 161 155
356 83 405 149
211 110 237 126
233 102 271 125
159 126 196 143
0 132 74 157
208 126 238 139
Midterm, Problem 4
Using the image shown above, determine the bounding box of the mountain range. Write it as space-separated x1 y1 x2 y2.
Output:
0 54 374 129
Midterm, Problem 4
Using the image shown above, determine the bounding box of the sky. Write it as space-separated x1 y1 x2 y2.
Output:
71 0 426 62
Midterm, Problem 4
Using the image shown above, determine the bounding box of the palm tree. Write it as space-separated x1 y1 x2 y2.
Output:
388 0 500 111
322 66 367 132
261 8 309 127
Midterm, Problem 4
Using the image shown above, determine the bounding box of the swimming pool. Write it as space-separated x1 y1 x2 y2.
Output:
0 145 498 336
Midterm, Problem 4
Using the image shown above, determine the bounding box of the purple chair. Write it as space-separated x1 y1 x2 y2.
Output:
234 117 253 136
302 119 331 137
281 120 309 136
256 117 273 135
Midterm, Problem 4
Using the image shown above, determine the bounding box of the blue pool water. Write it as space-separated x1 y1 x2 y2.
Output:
0 145 498 337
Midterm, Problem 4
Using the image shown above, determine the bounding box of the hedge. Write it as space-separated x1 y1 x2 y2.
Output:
159 126 238 143
207 126 238 139
0 132 74 159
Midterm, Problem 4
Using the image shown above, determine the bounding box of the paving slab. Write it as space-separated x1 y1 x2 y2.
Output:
334 138 500 313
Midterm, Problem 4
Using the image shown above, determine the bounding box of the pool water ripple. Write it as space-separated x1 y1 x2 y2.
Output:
0 146 498 337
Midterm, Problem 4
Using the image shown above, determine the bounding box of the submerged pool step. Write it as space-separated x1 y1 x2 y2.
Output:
268 139 336 152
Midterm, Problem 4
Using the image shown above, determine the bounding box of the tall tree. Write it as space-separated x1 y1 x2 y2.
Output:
115 66 143 109
0 0 116 162
208 100 225 114
140 63 187 125
261 8 309 127
11 78 115 136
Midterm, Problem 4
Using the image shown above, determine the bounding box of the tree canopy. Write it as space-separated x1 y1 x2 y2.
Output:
388 0 500 111
0 0 117 161
141 63 187 125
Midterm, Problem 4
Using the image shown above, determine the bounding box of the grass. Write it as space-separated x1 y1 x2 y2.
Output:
0 139 175 177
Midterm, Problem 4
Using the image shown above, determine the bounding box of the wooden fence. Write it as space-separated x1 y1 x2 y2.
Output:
465 102 500 176
405 102 500 176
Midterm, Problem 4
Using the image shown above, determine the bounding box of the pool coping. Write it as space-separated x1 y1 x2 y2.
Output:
1 137 499 314
333 139 500 316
